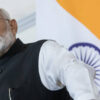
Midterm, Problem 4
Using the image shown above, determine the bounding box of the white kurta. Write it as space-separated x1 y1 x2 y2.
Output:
38 40 100 100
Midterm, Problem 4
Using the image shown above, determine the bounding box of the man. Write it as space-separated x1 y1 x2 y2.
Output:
0 8 99 100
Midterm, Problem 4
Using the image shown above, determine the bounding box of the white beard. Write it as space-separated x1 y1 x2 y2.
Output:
0 28 15 56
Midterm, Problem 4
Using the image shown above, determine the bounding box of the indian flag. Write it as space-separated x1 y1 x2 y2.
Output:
36 0 100 92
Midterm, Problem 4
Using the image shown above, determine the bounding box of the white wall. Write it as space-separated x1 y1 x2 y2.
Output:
16 26 37 43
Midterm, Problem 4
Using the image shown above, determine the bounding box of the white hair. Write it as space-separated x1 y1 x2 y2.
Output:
0 8 11 20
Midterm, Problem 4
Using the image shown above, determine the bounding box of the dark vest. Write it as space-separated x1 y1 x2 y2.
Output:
0 39 73 100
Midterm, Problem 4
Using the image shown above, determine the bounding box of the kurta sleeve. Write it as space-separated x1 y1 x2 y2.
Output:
39 40 100 100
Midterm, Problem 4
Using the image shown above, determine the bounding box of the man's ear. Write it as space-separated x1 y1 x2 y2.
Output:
9 19 18 36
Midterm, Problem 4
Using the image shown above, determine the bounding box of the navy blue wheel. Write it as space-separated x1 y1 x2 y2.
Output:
69 42 100 92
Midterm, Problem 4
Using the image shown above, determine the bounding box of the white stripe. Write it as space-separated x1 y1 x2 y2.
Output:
36 0 100 48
